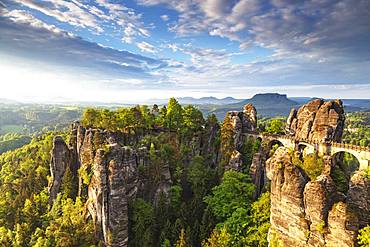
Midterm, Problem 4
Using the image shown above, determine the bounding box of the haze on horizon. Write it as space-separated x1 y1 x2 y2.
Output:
0 0 369 103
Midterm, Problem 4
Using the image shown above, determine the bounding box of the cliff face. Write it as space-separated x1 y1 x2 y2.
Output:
266 147 366 247
267 100 369 247
286 99 345 142
225 103 257 171
49 136 73 204
48 119 220 246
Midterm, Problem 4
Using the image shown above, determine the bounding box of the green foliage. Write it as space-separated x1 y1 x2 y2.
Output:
0 133 32 154
331 166 348 194
295 153 324 180
188 156 216 198
204 171 255 221
166 98 183 130
202 227 231 247
342 112 370 147
240 138 261 172
358 225 370 247
265 119 284 134
78 166 92 186
45 196 96 246
182 105 205 132
244 192 271 247
0 133 55 228
130 198 155 247
269 143 280 157
316 220 326 234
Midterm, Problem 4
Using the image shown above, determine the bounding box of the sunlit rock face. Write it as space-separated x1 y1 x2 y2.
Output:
267 99 368 247
266 146 368 247
286 99 345 142
225 104 258 171
49 136 72 204
48 118 221 246
88 144 129 247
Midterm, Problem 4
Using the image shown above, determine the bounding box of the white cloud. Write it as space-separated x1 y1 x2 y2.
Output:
160 14 169 21
137 41 157 53
15 0 104 32
4 9 64 34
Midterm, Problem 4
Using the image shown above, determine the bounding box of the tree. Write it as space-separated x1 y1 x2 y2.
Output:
188 156 215 199
182 105 204 132
166 98 183 130
130 199 155 247
358 226 370 247
81 108 98 127
204 171 255 221
202 227 231 247
45 196 96 246
265 119 284 134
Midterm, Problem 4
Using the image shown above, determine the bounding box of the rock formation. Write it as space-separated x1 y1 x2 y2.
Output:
48 118 220 246
49 136 73 204
286 99 345 143
267 99 369 247
88 144 129 246
225 104 257 171
266 146 367 247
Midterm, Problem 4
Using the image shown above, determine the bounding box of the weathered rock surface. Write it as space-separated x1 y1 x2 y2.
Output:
249 152 266 198
266 147 368 247
49 136 72 204
225 104 258 171
347 171 370 228
266 147 309 247
286 99 345 143
326 202 359 247
88 144 129 247
49 122 194 246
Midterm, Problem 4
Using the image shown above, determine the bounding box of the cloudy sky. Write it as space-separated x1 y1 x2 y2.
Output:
0 0 369 103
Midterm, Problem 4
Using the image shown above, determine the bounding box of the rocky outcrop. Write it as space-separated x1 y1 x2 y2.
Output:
249 152 266 198
48 122 177 246
88 144 129 247
286 99 345 143
266 146 368 247
266 147 309 247
225 104 257 171
49 136 73 204
242 104 257 132
347 171 370 228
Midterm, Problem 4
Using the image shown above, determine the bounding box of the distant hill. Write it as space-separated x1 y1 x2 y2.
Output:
200 93 299 119
0 98 20 105
178 96 243 105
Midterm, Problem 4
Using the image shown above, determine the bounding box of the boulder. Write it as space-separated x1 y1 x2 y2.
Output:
286 99 345 143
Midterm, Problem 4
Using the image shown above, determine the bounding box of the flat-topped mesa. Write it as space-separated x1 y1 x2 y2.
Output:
286 99 345 143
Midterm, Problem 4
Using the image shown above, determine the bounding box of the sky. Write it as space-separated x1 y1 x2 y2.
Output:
0 0 369 103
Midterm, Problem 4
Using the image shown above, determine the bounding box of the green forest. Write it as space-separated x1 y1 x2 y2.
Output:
0 99 368 246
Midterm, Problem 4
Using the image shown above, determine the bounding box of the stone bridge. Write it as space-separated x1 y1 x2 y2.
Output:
245 131 370 171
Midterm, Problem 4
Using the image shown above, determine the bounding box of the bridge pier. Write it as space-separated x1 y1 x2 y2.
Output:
359 159 369 171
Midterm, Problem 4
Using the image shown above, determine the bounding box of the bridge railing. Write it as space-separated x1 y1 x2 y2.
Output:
331 142 370 152
244 131 369 152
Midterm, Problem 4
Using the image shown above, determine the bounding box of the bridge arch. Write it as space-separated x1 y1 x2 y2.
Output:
267 139 284 157
330 150 361 194
297 141 316 156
